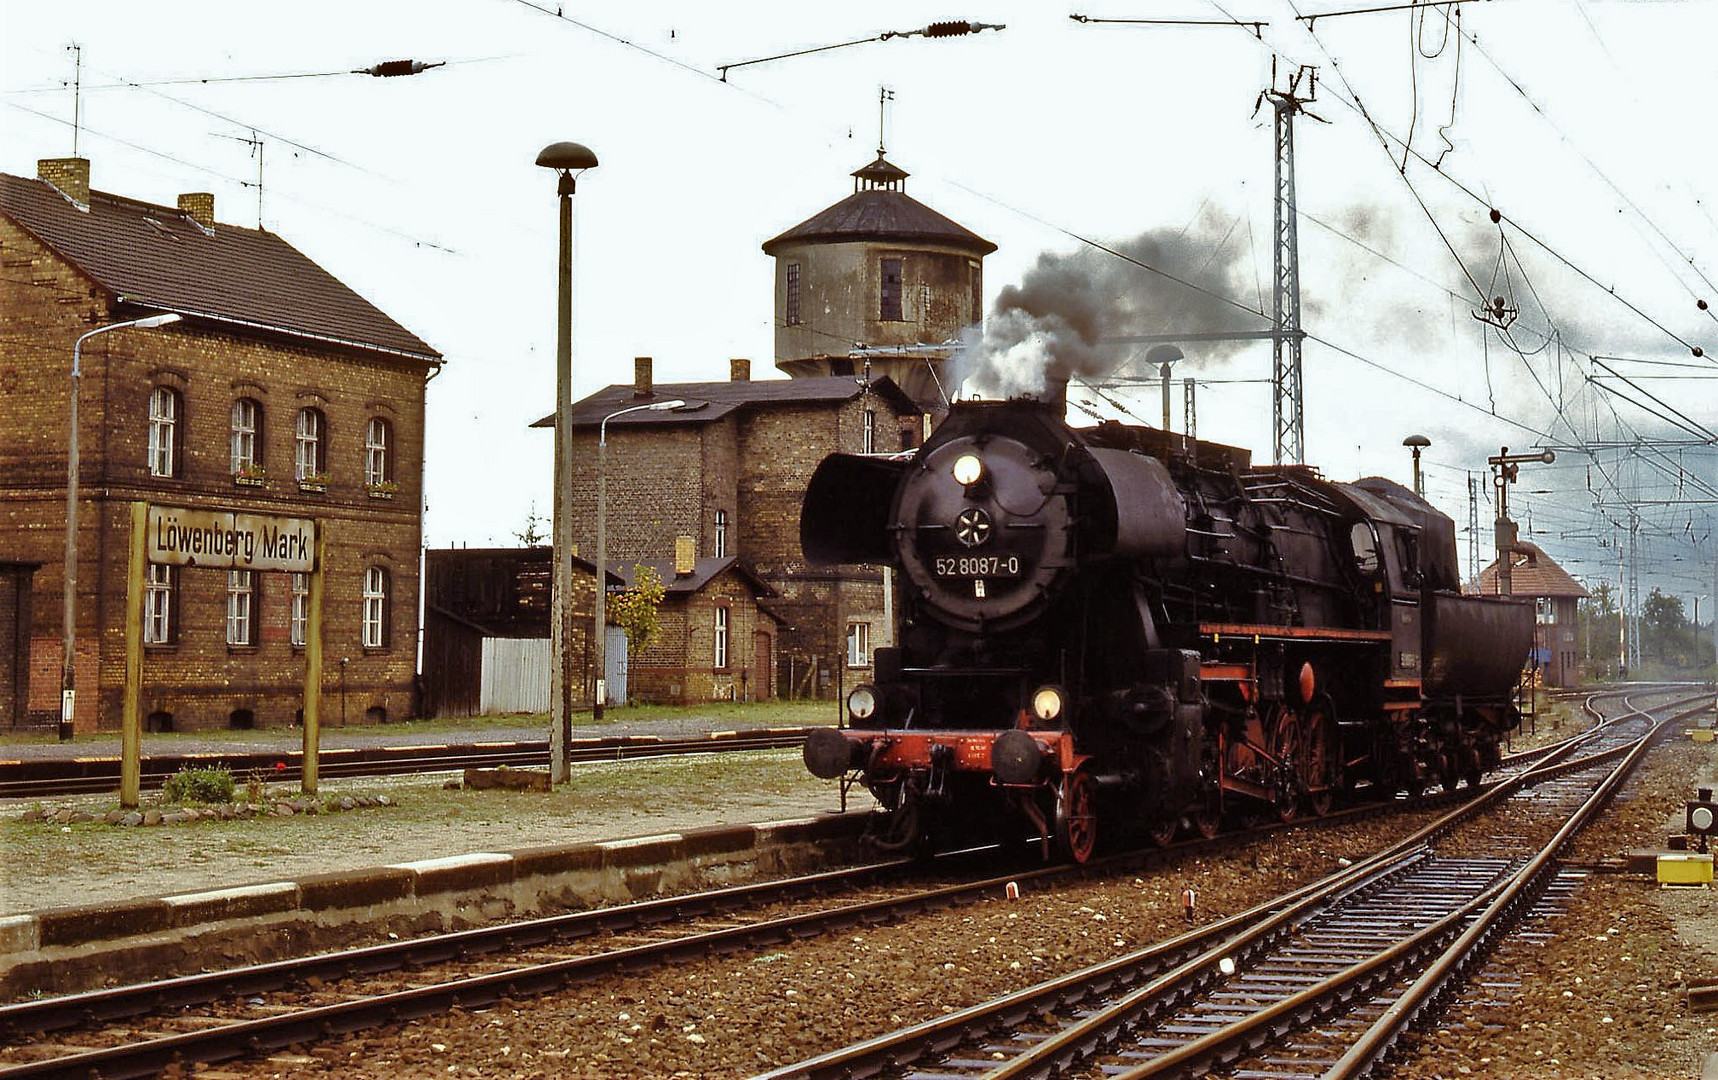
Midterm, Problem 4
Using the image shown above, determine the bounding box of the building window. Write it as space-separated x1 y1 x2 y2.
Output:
1536 597 1556 624
863 408 876 454
144 564 175 644
847 622 871 668
785 262 801 326
295 407 327 481
714 606 729 670
880 258 903 321
290 572 309 646
226 570 256 646
147 387 181 477
363 566 390 648
714 509 728 559
364 417 392 486
230 398 262 475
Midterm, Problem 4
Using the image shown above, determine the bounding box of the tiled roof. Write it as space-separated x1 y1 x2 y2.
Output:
531 375 921 430
762 188 996 256
618 556 777 599
0 173 440 363
1476 541 1590 598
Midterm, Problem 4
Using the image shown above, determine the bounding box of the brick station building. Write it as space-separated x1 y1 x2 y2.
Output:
0 157 440 733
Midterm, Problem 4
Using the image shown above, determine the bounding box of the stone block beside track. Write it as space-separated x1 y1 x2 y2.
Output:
0 811 870 999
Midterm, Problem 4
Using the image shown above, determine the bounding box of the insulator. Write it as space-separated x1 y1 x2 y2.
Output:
924 21 974 36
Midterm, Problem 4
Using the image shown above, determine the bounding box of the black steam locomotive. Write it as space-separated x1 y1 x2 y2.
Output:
801 398 1532 861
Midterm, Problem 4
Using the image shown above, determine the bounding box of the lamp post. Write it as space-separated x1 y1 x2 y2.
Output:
62 312 181 742
536 141 597 783
1144 344 1184 432
1402 434 1430 497
595 399 686 720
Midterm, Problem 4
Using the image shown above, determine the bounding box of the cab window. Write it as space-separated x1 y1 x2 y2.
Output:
1350 522 1381 574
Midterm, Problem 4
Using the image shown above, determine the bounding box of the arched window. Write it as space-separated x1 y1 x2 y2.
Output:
230 398 262 476
295 407 327 481
144 564 176 644
226 570 256 646
148 387 181 477
363 566 390 648
364 417 392 487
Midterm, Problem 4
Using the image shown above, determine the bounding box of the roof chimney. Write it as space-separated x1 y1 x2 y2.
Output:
634 356 653 399
177 192 215 231
674 535 696 577
730 358 750 382
37 157 90 208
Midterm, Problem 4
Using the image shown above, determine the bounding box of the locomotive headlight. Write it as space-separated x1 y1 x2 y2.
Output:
951 453 985 486
847 684 879 722
1031 685 1066 722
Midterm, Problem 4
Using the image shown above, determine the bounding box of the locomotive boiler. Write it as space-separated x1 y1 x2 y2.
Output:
800 398 1532 861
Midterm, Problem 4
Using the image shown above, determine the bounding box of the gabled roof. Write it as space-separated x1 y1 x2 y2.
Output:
531 375 921 430
762 188 996 257
618 556 777 600
1477 541 1590 599
0 173 440 364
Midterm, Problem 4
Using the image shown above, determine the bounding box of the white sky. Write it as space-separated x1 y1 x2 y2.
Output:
6 1 1718 620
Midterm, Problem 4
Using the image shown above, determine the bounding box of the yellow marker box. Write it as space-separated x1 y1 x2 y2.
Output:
1691 729 1715 743
1658 853 1715 887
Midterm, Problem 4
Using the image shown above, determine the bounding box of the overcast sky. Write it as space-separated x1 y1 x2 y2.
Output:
6 1 1718 620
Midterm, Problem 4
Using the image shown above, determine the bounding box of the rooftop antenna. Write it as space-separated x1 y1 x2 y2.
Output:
215 130 265 227
67 42 82 157
878 85 895 156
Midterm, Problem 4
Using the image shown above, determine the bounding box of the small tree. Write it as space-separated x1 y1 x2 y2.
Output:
610 564 668 656
514 503 548 546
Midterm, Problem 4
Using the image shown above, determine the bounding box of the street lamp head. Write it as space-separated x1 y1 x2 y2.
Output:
1403 434 1431 449
536 141 598 173
131 313 182 329
647 399 687 412
1144 344 1185 368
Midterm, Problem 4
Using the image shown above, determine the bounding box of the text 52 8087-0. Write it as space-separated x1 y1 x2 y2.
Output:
933 555 1022 579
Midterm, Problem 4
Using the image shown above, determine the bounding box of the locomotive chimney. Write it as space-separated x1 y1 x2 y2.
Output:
1041 372 1070 419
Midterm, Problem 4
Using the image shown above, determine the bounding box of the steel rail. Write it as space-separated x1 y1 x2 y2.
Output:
755 692 1702 1080
1322 700 1696 1078
0 729 809 798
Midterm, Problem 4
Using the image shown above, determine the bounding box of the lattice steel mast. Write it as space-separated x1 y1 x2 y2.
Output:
1265 63 1316 465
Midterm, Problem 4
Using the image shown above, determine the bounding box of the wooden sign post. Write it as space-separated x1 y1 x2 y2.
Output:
121 504 322 807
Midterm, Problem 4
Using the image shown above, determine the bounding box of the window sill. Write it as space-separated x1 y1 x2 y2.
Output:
297 480 328 494
227 644 259 655
234 475 266 488
366 487 396 500
143 642 178 652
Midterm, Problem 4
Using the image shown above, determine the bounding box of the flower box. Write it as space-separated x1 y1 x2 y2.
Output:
366 483 397 500
234 474 265 488
297 476 329 494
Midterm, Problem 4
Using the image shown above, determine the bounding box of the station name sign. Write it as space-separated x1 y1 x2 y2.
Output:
146 506 317 573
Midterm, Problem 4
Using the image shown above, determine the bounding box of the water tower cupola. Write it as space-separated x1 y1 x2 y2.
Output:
762 153 995 421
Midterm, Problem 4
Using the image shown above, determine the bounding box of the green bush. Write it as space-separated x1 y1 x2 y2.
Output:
162 765 236 805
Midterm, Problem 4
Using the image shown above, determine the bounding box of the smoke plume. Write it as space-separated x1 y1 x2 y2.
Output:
952 210 1275 401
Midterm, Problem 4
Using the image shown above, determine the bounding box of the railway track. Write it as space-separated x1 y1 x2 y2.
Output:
754 689 1705 1080
0 763 1511 1080
0 689 1694 1078
0 728 810 799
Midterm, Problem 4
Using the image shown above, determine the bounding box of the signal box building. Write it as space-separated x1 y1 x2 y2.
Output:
1477 541 1588 687
0 157 440 732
